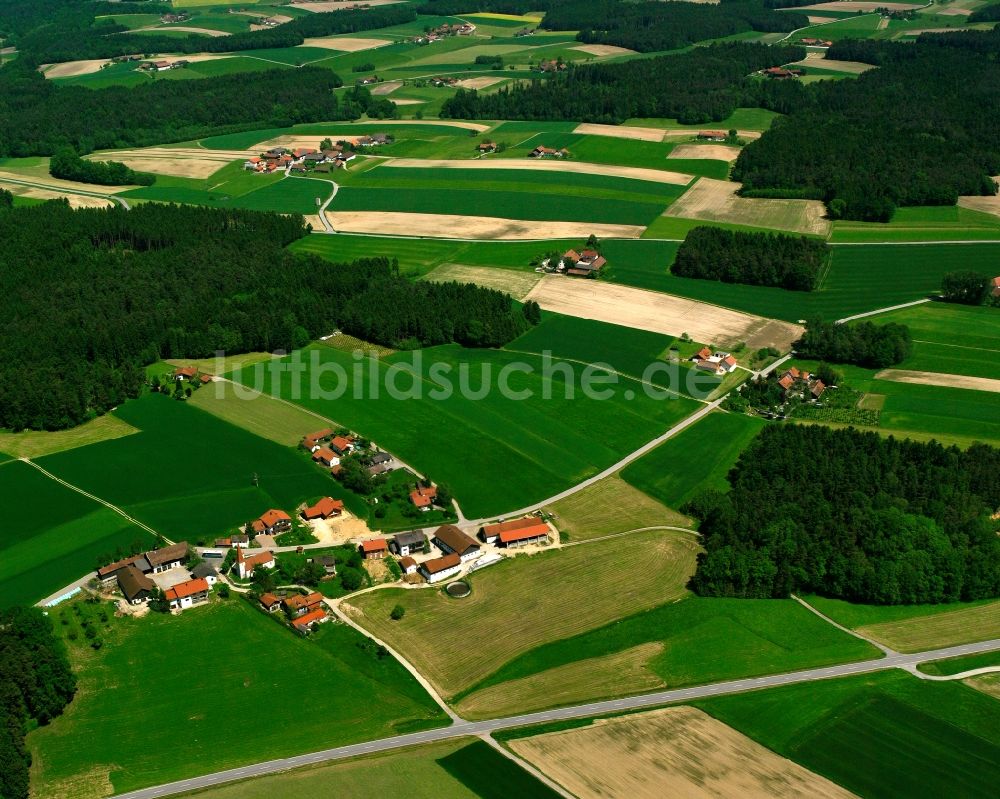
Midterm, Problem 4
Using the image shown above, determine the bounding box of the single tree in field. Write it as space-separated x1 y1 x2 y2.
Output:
390 604 406 621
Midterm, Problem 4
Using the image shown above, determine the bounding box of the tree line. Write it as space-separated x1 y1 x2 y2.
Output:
968 2 1000 22
0 607 76 799
49 148 154 186
0 64 353 156
415 0 551 13
732 35 1000 221
0 201 535 431
794 319 912 368
686 425 1000 604
441 42 805 125
672 226 830 291
941 271 1000 306
0 0 167 42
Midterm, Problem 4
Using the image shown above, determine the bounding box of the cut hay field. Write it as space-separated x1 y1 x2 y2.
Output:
0 414 137 460
621 411 766 509
545 475 691 541
28 598 447 798
344 530 699 700
807 596 1000 653
454 596 879 718
423 263 542 300
0 461 156 608
509 707 856 799
918 651 1000 676
232 345 701 518
35 392 366 540
695 670 1000 799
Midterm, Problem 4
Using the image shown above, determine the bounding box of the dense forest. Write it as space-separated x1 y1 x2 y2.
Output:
968 1 1000 22
0 65 352 156
539 0 806 52
442 42 805 124
0 0 167 42
49 148 153 186
687 425 1000 604
0 202 534 431
415 0 551 13
794 320 912 368
0 607 76 799
672 227 829 291
733 36 1000 221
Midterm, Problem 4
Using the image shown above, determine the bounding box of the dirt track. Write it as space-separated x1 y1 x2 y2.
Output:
525 275 803 350
381 158 693 185
371 81 402 95
874 369 1000 394
325 212 644 240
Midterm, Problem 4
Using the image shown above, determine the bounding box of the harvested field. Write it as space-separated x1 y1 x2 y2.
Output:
391 99 425 106
294 0 403 10
857 601 1000 653
664 177 831 236
0 185 114 208
663 129 761 141
794 52 875 73
325 211 644 240
301 36 392 51
958 193 1000 218
573 123 665 142
875 369 1000 394
454 76 506 90
376 119 491 132
967 674 1000 700
423 263 541 301
937 6 972 14
0 415 137 460
92 156 224 179
371 80 401 95
792 1 922 9
382 158 693 186
668 144 741 162
133 25 229 36
41 59 109 78
509 707 858 799
457 644 666 719
302 213 326 230
807 15 838 22
572 44 637 57
524 276 803 351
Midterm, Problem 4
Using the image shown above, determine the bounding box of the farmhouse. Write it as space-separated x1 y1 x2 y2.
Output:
366 451 394 476
763 67 804 80
173 366 197 381
799 37 833 47
249 509 291 536
697 131 727 141
118 565 154 605
301 429 332 451
480 517 551 548
283 591 324 617
301 496 344 520
562 247 606 278
410 485 438 510
291 607 329 633
357 75 379 86
530 145 570 159
777 367 826 400
538 59 567 73
235 548 275 580
992 276 1000 297
478 142 497 154
419 553 462 584
161 13 190 23
391 530 427 556
259 592 282 613
328 435 354 455
692 350 738 376
431 76 458 87
215 533 249 548
433 525 480 562
314 555 337 576
399 556 418 575
165 578 210 612
312 447 340 468
360 538 389 559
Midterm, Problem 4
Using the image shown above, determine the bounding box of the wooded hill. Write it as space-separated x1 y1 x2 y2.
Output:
0 202 534 431
688 425 1000 604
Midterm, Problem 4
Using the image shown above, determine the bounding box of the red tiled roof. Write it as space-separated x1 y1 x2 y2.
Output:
399 556 417 570
778 375 795 390
723 355 737 367
238 549 274 568
302 496 344 520
483 517 551 544
421 552 461 574
97 554 139 578
307 428 333 440
330 435 353 452
165 578 209 601
292 608 328 628
260 592 280 607
410 486 437 508
312 447 337 464
173 366 197 378
284 591 323 611
696 347 712 360
259 509 290 527
361 538 388 553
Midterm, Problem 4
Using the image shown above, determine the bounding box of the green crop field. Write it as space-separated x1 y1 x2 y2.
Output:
695 670 1000 799
918 651 1000 676
625 107 781 131
794 14 883 41
436 740 563 798
831 205 1000 242
455 595 880 718
621 411 765 508
0 461 156 608
232 344 701 518
35 392 366 540
121 173 332 214
28 597 447 798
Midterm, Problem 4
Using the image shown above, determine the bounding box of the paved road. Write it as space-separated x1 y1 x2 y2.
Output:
836 297 932 324
110 636 1000 799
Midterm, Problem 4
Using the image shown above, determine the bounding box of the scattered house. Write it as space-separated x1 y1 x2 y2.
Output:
283 591 324 617
799 37 832 47
777 367 825 400
410 485 438 510
419 553 462 584
312 447 340 468
173 366 197 381
692 350 738 376
431 76 458 87
328 435 354 455
291 607 329 633
301 496 344 521
399 556 418 575
478 142 497 154
249 509 292 537
429 22 475 38
356 75 379 86
360 538 389 559
161 12 190 23
433 525 480 562
356 134 390 148
259 592 282 613
118 565 154 605
315 555 337 576
235 548 275 580
763 67 804 80
480 517 550 548
190 562 219 586
514 27 534 37
697 131 727 141
336 150 357 164
391 530 427 557
811 379 827 399
165 578 210 611
992 276 1000 297
366 451 393 476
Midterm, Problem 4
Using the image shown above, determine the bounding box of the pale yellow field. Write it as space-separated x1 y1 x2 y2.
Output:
509 707 858 799
371 80 402 95
0 169 132 195
794 52 875 73
875 369 1000 394
857 601 1000 653
41 59 110 78
454 76 506 90
166 352 280 374
573 123 665 142
572 44 637 57
793 1 921 9
967 673 1000 701
133 25 229 36
343 530 698 697
664 177 831 236
668 144 741 162
0 415 138 459
524 276 803 351
301 36 392 51
958 193 1000 218
456 644 666 719
807 14 838 22
391 99 425 106
325 211 644 240
0 185 115 208
544 474 691 541
423 263 541 301
381 158 693 186
294 0 403 10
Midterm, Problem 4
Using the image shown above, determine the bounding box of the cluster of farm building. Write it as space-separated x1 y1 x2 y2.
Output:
244 135 391 174
408 21 476 44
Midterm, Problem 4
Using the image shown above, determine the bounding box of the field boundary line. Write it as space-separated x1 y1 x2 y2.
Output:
836 297 932 324
791 594 898 655
481 734 576 799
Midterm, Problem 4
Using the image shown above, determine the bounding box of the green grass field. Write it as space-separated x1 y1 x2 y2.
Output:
230 344 701 518
28 597 447 797
918 651 1000 676
621 411 765 508
624 108 780 131
832 205 1000 242
0 413 138 460
35 392 366 540
0 461 156 608
121 173 332 214
695 670 1000 799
